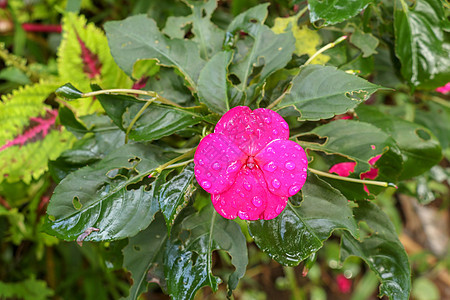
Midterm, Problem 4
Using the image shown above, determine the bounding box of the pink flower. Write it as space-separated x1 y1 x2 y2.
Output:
329 155 381 193
194 106 308 220
336 274 352 293
435 82 450 94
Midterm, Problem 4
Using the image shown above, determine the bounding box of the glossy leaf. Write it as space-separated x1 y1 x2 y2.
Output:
301 120 402 176
122 214 168 300
308 0 372 26
394 0 450 88
248 173 359 266
356 105 442 180
341 201 411 300
198 51 232 114
163 0 225 60
274 65 380 120
105 15 205 90
165 205 248 299
157 164 195 234
45 143 176 241
228 4 296 103
414 102 450 149
55 83 83 99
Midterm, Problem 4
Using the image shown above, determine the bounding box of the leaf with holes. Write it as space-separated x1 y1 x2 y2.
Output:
274 65 381 120
165 204 248 299
341 201 411 300
394 0 450 88
122 214 168 300
356 105 442 180
163 0 225 60
44 143 177 241
157 164 195 234
105 15 205 92
249 173 359 266
228 4 296 104
308 0 373 26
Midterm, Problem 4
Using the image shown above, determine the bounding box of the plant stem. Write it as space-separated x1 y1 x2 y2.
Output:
125 98 155 144
309 167 396 188
155 148 197 173
162 159 194 170
82 88 182 108
266 82 293 110
303 35 348 67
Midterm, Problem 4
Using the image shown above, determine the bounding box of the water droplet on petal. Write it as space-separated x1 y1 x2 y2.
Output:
240 193 245 198
285 161 295 170
252 196 262 207
207 172 212 177
198 159 204 166
195 169 201 175
243 182 252 191
272 178 281 189
267 147 275 154
275 204 284 214
273 129 278 135
238 211 249 220
281 121 289 130
265 117 272 124
201 180 211 189
263 161 277 172
227 162 239 172
289 185 301 196
212 162 221 170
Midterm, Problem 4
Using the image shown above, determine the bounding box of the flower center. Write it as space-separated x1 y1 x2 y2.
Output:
246 156 256 169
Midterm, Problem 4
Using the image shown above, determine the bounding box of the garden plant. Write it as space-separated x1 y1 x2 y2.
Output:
0 0 449 299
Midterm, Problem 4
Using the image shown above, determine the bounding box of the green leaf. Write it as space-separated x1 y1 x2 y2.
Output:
105 15 205 91
126 104 203 142
302 120 402 175
350 28 379 58
228 4 296 103
198 51 232 113
356 105 442 180
122 214 168 300
45 143 176 241
274 65 381 120
55 83 83 99
394 0 450 88
157 164 195 234
165 205 248 299
248 173 359 266
414 101 450 149
308 0 372 26
0 276 54 300
58 106 88 138
163 0 225 60
341 201 411 300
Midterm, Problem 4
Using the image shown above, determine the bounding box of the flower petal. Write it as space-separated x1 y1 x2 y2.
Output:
211 166 288 220
255 140 308 197
329 162 356 177
214 106 289 156
194 133 246 194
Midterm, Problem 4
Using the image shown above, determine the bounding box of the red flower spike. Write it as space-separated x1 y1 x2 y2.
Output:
336 274 352 293
194 106 308 220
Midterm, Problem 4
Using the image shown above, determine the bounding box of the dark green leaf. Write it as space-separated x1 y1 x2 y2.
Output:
105 15 205 90
356 105 442 180
414 101 450 149
341 201 411 300
302 120 402 176
249 173 359 266
55 83 83 99
165 205 248 299
228 4 296 104
350 28 379 58
58 106 88 138
45 143 176 241
163 0 225 60
157 164 195 234
122 214 168 300
198 51 233 114
308 0 372 26
394 0 450 88
275 65 381 120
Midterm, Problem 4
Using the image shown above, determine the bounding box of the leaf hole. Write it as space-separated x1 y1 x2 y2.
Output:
191 251 199 266
312 19 325 28
72 197 82 210
249 18 258 23
201 8 207 18
415 128 430 141
346 90 369 101
228 74 241 85
126 175 155 191
128 156 141 165
134 245 141 252
182 23 194 39
298 133 327 145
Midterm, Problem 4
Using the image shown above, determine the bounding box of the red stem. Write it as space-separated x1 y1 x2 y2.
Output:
22 23 62 33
